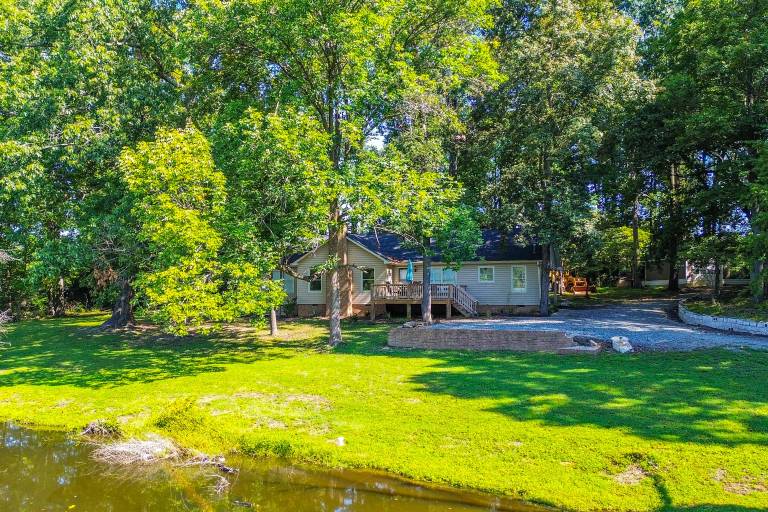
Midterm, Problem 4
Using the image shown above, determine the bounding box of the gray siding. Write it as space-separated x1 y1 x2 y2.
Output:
394 262 541 306
348 242 389 304
294 242 390 305
295 245 329 305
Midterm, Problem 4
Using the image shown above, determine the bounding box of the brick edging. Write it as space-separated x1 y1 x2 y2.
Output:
387 327 574 351
678 300 768 337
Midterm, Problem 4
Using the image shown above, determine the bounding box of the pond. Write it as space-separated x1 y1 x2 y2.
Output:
0 422 549 511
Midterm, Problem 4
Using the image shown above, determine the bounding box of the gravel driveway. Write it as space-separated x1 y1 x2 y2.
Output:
433 300 768 351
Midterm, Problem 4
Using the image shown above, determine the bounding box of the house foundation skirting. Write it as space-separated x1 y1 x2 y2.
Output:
297 303 540 318
476 305 539 316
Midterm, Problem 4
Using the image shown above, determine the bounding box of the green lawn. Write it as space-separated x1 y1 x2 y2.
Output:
686 296 768 323
2 314 768 511
561 286 678 307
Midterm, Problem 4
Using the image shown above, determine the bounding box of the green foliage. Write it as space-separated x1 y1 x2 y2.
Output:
486 0 646 242
121 128 283 334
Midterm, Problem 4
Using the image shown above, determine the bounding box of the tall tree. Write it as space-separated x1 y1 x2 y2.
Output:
199 0 493 343
480 0 644 314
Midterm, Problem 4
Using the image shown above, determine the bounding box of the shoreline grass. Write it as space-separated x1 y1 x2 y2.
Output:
1 313 767 511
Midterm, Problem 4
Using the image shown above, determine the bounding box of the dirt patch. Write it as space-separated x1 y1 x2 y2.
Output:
715 469 767 495
614 464 649 485
233 392 330 408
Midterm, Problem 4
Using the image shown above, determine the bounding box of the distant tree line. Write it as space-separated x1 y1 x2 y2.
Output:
1 0 766 341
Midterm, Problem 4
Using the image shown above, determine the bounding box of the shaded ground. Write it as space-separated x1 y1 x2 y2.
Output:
435 299 768 351
1 314 767 511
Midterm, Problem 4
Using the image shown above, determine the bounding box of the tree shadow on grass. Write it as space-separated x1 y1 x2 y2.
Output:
0 314 328 389
339 329 768 447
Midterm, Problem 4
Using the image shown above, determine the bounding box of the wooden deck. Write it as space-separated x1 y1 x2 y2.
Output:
372 283 479 318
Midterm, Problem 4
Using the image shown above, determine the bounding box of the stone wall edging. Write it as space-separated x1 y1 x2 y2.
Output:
387 326 574 351
678 300 768 337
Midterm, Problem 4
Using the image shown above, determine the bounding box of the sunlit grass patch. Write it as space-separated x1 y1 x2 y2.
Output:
1 313 767 511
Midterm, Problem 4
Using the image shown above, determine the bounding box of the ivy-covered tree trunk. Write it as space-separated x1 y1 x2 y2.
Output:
750 206 766 303
631 197 641 288
421 244 433 324
48 276 66 317
667 164 680 291
539 244 551 317
101 278 134 329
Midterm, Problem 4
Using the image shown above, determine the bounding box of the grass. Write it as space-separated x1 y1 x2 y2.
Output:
562 286 678 306
686 296 768 323
1 313 768 511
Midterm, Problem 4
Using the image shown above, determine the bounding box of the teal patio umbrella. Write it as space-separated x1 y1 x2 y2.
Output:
405 260 414 283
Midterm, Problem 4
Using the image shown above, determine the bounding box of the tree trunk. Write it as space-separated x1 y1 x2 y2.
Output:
667 164 680 292
539 244 550 316
269 308 278 336
712 259 721 303
49 276 66 317
326 206 345 346
631 197 640 288
101 278 134 329
422 243 433 324
750 210 765 303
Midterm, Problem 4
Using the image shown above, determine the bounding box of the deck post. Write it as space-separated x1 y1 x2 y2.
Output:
406 303 411 319
370 294 376 321
446 304 451 319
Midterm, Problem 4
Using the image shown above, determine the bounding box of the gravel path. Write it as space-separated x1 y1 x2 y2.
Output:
433 300 768 351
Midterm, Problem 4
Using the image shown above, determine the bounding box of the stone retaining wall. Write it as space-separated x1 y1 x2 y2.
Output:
678 300 768 336
388 327 574 351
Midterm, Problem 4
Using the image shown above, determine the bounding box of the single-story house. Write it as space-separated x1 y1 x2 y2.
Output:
278 230 544 319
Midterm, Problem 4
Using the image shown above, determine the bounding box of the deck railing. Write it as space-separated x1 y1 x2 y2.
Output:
372 283 478 314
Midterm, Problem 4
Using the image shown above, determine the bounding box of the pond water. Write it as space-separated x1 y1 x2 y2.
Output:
0 422 548 511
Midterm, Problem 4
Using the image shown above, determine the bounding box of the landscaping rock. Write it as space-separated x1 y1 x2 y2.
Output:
611 336 633 353
401 321 425 329
573 335 605 347
557 345 601 356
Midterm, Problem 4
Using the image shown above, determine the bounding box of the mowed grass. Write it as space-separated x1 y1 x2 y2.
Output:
563 286 677 306
2 314 768 511
687 296 768 323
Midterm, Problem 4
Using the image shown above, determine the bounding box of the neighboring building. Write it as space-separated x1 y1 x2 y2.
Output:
285 230 544 319
641 262 688 287
642 261 750 287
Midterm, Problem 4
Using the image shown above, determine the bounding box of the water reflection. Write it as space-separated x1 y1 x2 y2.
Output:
0 423 548 511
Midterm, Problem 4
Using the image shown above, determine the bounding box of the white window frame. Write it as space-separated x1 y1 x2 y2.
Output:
478 266 495 283
361 268 375 291
398 268 409 282
308 276 323 292
511 265 527 292
430 267 457 285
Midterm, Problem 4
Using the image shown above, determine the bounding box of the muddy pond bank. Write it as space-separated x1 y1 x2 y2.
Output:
0 422 550 511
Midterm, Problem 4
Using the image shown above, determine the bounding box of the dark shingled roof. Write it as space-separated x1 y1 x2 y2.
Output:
347 229 541 263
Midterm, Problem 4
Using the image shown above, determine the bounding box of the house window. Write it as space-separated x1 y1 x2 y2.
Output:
361 268 375 291
309 276 322 292
478 266 495 283
398 268 408 282
430 268 457 285
511 265 527 292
